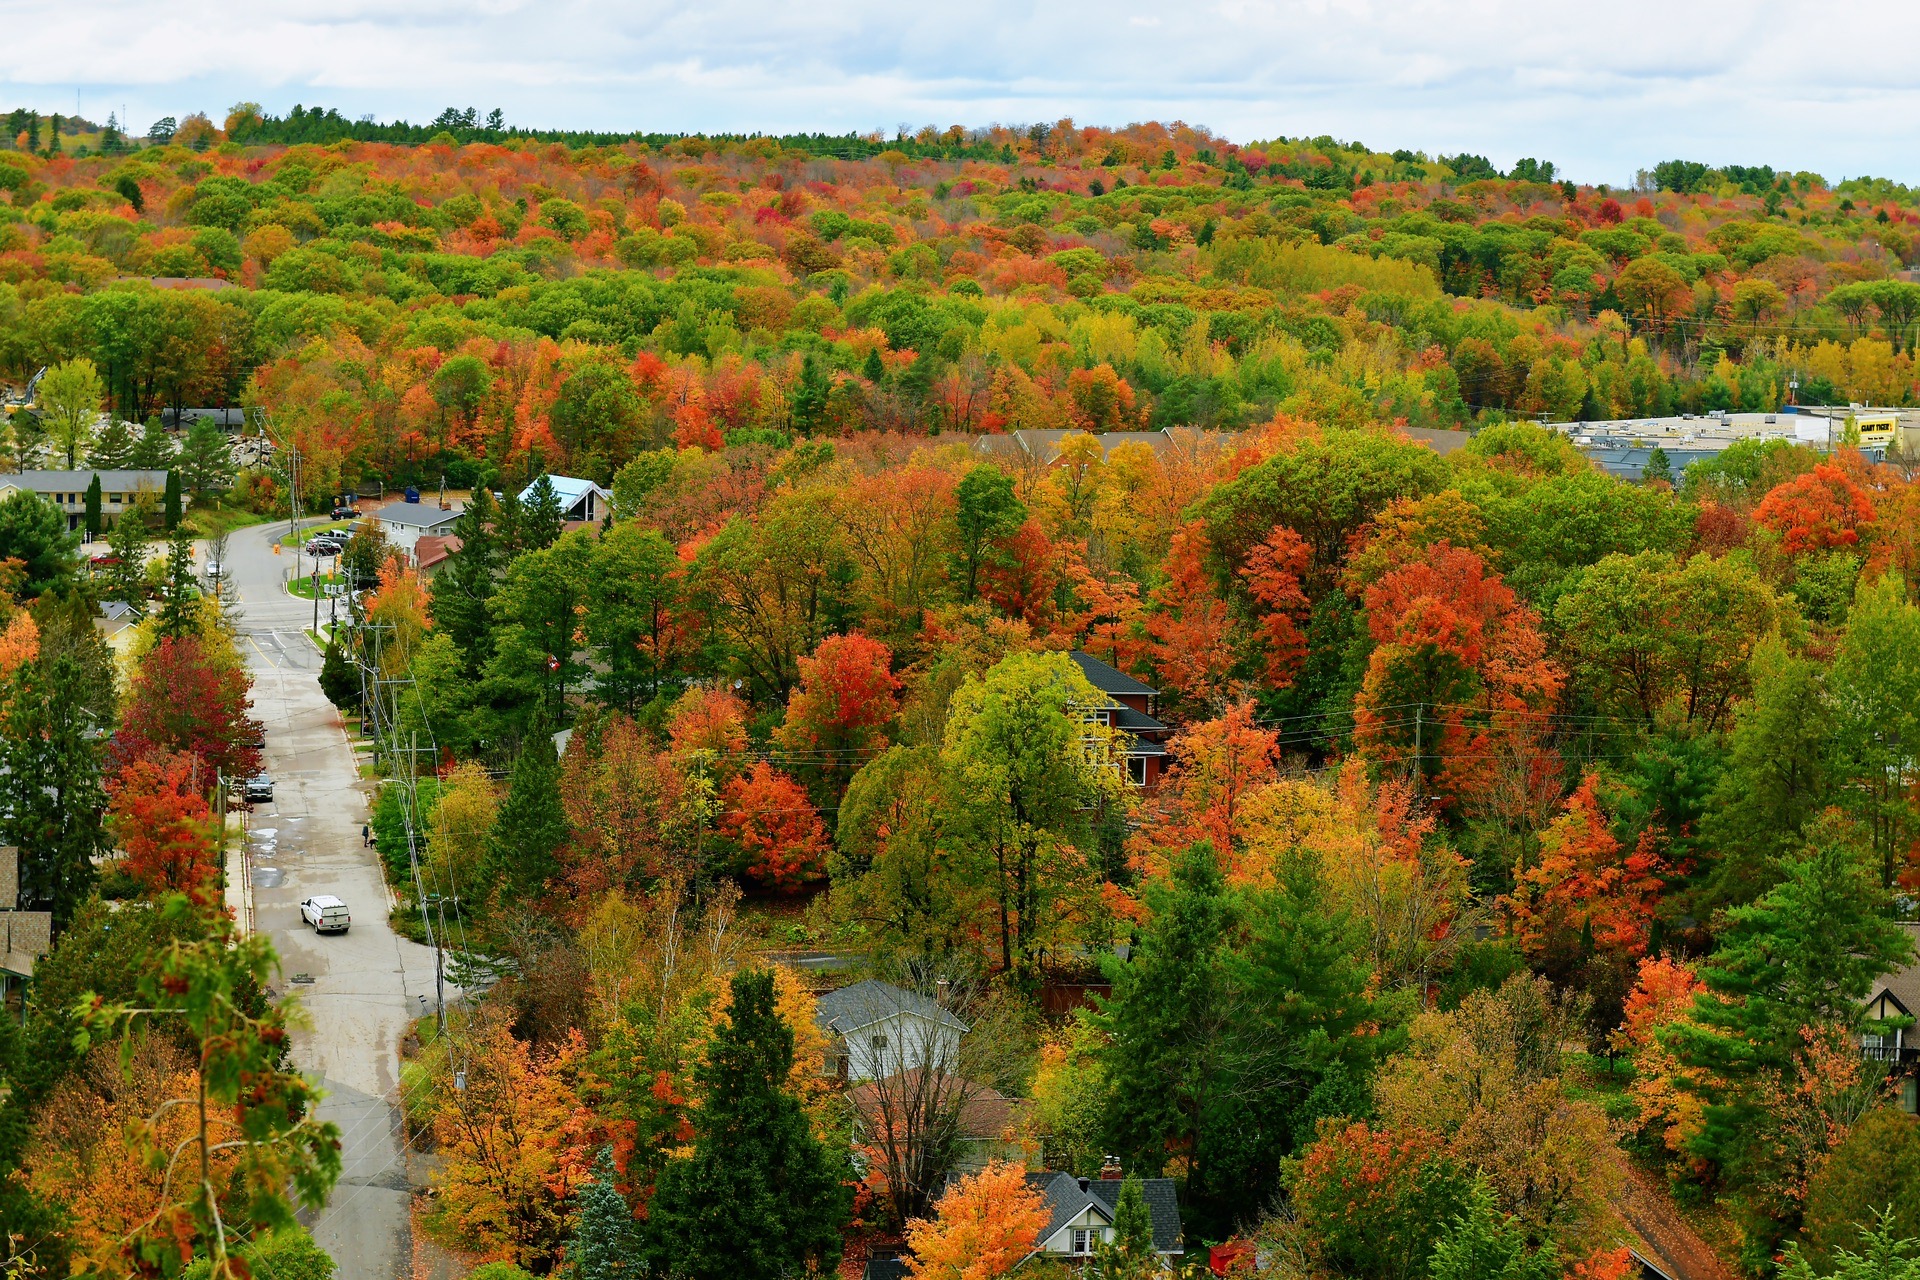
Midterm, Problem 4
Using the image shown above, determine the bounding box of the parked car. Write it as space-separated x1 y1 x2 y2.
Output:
304 538 343 556
300 896 351 934
205 560 225 579
330 505 358 520
245 774 273 803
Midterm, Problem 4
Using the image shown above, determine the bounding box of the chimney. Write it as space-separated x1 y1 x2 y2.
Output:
1077 1177 1090 1193
1100 1154 1124 1180
936 978 950 1003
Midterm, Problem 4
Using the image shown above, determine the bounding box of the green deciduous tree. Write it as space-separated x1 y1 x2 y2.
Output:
642 969 849 1280
38 357 103 469
1827 575 1920 889
953 464 1025 601
941 651 1123 985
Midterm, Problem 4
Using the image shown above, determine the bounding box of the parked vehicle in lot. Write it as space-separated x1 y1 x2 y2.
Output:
331 505 357 520
245 774 273 803
300 896 351 934
304 538 343 556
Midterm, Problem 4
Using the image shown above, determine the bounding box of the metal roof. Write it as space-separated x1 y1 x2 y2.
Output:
519 475 609 507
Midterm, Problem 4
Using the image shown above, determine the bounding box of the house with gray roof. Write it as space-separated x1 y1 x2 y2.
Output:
0 469 169 533
370 498 463 555
815 979 967 1083
1023 1170 1183 1262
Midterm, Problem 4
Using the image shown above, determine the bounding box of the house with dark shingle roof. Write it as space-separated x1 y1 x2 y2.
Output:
1023 1170 1183 1261
1863 921 1920 1113
1069 650 1172 788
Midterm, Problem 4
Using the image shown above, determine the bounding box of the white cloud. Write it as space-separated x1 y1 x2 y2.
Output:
11 0 1920 182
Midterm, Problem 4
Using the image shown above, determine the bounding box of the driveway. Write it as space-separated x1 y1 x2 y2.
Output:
226 518 441 1280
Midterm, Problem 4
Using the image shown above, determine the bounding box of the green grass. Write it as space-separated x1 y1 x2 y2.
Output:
287 570 346 599
182 501 276 538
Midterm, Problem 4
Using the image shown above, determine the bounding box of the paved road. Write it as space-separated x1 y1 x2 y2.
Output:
227 519 439 1280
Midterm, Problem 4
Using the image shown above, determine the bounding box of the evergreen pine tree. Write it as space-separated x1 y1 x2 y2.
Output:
494 486 525 559
103 496 153 610
12 406 48 467
1091 1174 1160 1279
155 525 198 637
129 416 175 470
570 1146 641 1280
162 468 183 529
861 347 886 384
1 653 107 928
521 473 564 551
82 474 101 542
429 488 500 675
1428 1180 1560 1280
179 419 235 494
89 416 135 469
790 352 829 437
1667 816 1914 1178
484 729 568 896
643 970 849 1280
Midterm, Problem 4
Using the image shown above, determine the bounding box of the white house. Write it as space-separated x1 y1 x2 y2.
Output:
1024 1171 1184 1262
369 498 463 556
519 474 612 524
814 980 967 1083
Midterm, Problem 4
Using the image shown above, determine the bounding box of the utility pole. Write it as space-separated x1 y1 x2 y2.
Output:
1413 704 1423 787
403 731 446 1033
311 569 320 635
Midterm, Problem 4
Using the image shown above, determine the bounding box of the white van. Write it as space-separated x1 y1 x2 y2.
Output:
299 895 351 934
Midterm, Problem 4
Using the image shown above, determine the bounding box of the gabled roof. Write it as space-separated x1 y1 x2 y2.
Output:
1868 922 1920 1017
815 979 968 1035
1069 650 1158 698
519 475 610 508
414 534 464 570
0 469 170 491
1024 1172 1183 1255
848 1072 1024 1141
370 499 463 529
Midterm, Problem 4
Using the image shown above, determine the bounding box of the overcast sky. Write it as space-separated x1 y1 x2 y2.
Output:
7 0 1920 186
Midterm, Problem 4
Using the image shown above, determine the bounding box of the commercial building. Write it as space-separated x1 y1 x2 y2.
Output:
1542 406 1920 480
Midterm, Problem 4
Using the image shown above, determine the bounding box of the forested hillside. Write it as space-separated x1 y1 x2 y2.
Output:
0 113 1918 1280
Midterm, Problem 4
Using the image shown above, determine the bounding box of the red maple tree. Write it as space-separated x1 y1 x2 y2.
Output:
1506 773 1665 960
720 761 829 892
115 635 263 787
1753 463 1876 555
108 752 219 898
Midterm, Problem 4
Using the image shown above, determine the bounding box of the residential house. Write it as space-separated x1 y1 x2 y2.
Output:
1024 1169 1183 1262
1069 650 1172 788
0 469 170 534
815 979 967 1083
413 534 464 578
520 474 613 525
370 498 463 556
1863 921 1920 1113
847 1071 1027 1175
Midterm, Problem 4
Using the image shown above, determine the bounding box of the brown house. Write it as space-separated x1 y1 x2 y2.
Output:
1069 651 1172 788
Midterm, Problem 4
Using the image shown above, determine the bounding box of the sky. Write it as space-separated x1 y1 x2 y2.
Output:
6 0 1920 186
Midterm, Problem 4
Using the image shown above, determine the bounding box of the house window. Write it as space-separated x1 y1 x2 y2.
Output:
1906 1077 1918 1115
1127 756 1147 787
870 1035 888 1053
1072 1228 1100 1254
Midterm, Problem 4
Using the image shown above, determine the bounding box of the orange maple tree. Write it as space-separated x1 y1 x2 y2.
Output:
1133 700 1279 870
1752 463 1876 555
905 1160 1049 1280
1147 520 1237 704
720 760 830 891
774 632 900 756
108 752 220 898
1238 525 1311 689
1505 773 1665 960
